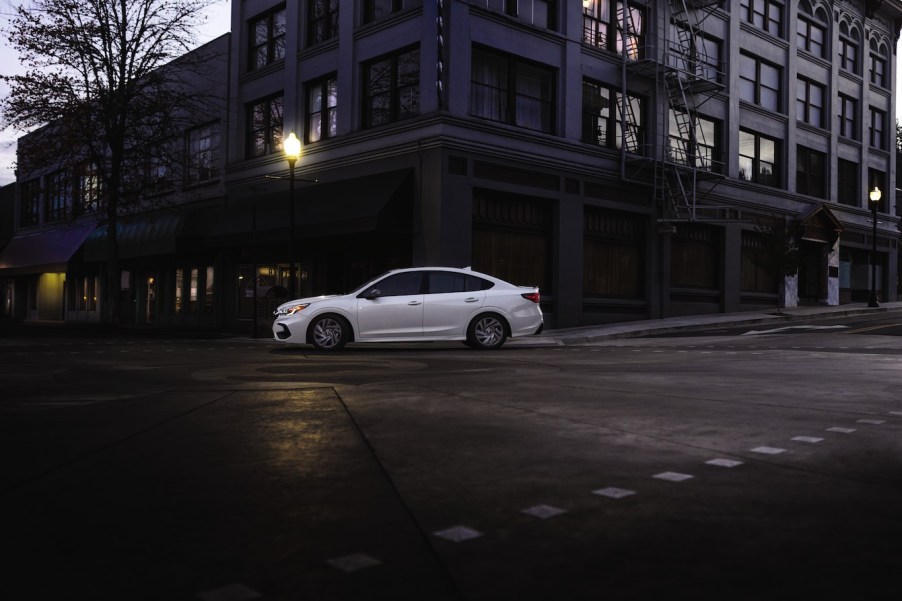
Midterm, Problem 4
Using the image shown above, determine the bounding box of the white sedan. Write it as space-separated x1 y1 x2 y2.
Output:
272 267 544 350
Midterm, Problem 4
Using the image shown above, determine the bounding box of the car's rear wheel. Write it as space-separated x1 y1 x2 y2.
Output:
467 314 507 350
310 315 350 351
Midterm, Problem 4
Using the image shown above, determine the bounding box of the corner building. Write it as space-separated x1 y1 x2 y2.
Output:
220 0 902 331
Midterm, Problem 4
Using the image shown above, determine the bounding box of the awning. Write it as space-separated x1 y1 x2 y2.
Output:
208 169 412 246
796 203 843 245
83 213 183 262
0 223 96 276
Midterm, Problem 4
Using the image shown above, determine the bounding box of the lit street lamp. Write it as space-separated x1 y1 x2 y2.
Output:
284 132 302 299
868 186 881 308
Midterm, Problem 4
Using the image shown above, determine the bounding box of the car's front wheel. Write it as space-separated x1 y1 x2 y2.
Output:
467 313 507 350
310 315 350 351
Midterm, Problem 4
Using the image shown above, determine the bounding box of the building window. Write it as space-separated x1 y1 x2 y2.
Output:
739 0 783 37
796 146 826 199
71 275 98 312
363 46 420 129
174 268 184 314
869 39 888 88
363 0 422 23
45 170 69 222
76 163 101 215
186 122 221 185
796 77 824 128
796 0 827 58
204 266 215 314
309 0 339 46
869 168 887 212
668 22 722 82
583 1 645 60
739 130 779 188
739 53 781 112
838 22 859 74
583 207 644 298
838 93 858 141
248 6 286 71
474 0 557 30
837 158 858 206
668 110 721 172
19 178 40 227
306 74 338 143
582 79 644 153
471 47 555 134
246 95 284 158
869 107 886 150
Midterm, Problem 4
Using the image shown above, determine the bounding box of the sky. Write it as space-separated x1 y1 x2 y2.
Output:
0 6 900 187
0 0 231 186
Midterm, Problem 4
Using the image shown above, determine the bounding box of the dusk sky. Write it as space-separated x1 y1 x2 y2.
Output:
0 5 900 187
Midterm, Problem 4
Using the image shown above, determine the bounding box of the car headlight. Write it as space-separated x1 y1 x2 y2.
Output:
274 303 309 317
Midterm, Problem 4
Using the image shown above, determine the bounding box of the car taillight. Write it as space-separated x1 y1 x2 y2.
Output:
521 291 540 303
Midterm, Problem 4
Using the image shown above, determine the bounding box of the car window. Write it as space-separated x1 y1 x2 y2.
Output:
370 272 424 297
427 272 495 293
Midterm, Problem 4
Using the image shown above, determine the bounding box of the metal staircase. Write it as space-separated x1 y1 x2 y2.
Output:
617 0 736 222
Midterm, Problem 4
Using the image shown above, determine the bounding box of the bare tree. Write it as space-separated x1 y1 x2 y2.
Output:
1 0 219 325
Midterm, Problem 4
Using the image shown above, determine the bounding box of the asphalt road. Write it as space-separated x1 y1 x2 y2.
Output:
2 320 902 600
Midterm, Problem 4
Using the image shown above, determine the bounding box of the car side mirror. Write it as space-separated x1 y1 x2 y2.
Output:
363 288 382 300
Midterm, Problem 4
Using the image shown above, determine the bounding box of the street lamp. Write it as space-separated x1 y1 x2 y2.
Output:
868 186 881 308
284 132 302 299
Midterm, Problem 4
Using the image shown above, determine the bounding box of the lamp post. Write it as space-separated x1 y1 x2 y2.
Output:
868 186 881 308
283 132 302 299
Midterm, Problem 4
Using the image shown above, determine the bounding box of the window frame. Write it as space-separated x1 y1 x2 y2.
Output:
836 158 858 206
795 76 824 129
740 0 784 38
738 129 780 188
44 170 69 222
363 0 423 24
796 1 827 58
471 46 556 134
869 39 888 88
738 52 782 112
19 178 40 227
869 106 886 150
668 109 721 172
362 46 421 129
583 1 646 59
308 0 339 46
838 22 859 74
185 122 221 185
246 94 284 159
247 5 287 72
838 93 858 141
796 145 826 199
306 74 338 143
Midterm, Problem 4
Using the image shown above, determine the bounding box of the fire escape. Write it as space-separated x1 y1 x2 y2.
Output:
617 0 733 222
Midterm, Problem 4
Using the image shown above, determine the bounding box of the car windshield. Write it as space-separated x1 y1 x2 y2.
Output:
348 271 393 295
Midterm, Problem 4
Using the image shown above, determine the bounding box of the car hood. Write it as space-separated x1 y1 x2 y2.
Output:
275 294 345 312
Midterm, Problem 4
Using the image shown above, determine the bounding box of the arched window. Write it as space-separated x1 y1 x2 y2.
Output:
869 38 888 87
797 0 828 58
838 21 860 74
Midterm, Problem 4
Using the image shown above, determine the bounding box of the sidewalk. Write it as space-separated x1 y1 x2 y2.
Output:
513 301 902 346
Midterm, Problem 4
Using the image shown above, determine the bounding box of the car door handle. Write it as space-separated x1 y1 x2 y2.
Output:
408 300 422 306
465 298 479 302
